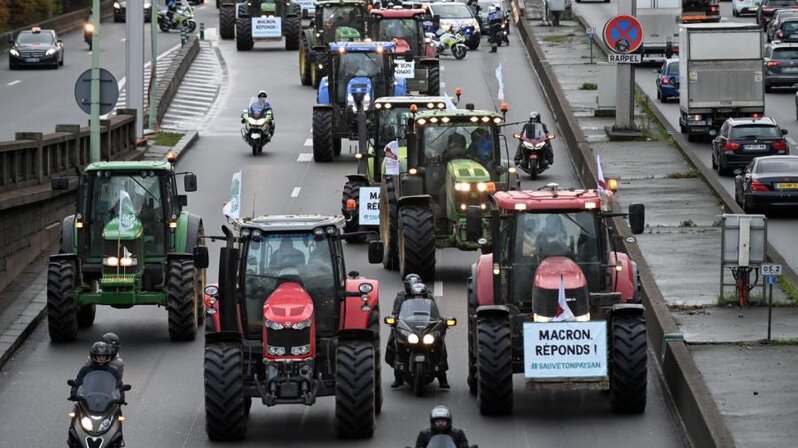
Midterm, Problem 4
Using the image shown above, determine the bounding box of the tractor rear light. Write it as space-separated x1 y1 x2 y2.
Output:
75 221 84 228
724 142 740 151
493 263 500 275
772 139 788 151
751 180 771 192
169 221 178 228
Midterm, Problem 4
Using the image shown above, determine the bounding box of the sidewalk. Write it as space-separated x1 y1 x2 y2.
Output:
520 5 798 446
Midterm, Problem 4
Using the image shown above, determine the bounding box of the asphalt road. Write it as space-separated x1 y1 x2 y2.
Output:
573 1 798 276
0 13 186 140
0 7 686 447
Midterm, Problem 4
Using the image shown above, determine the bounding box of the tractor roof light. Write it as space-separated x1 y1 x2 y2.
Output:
376 45 384 53
607 178 619 192
417 118 426 125
500 102 509 113
430 117 439 123
240 228 251 238
338 46 346 54
493 117 502 124
385 103 392 109
481 116 490 123
441 117 450 123
437 102 445 109
427 102 435 109
470 116 479 123
409 168 418 175
375 103 383 109
355 152 363 159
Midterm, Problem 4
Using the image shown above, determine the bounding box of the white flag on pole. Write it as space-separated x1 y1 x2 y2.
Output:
384 140 400 175
443 91 457 109
553 275 576 322
495 63 505 101
222 171 242 220
118 190 136 232
596 154 607 193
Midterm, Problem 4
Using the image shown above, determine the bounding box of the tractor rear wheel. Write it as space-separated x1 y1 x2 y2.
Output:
466 278 477 395
426 64 440 96
77 304 96 328
312 108 335 162
167 259 199 341
380 178 399 271
299 39 312 86
610 314 647 413
235 18 253 51
284 16 300 51
398 205 436 282
342 180 367 243
204 342 248 440
476 317 513 415
335 340 376 439
47 259 78 342
367 307 383 414
219 6 234 39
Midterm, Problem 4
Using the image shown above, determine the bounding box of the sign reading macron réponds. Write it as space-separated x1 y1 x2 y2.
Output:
252 17 282 38
523 321 608 378
394 60 415 79
358 187 380 226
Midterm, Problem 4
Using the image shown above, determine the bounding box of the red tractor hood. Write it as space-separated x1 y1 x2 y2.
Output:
533 257 588 291
263 282 314 325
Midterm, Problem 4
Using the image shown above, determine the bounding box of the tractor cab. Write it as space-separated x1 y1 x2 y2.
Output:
315 1 368 43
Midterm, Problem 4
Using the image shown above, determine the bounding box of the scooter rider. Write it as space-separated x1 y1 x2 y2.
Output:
102 332 124 378
488 4 504 53
415 405 471 448
514 111 553 166
70 342 126 403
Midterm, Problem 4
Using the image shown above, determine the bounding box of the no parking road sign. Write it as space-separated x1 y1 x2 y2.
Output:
603 15 643 54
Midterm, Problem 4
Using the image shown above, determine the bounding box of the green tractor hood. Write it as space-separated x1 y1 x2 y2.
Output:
102 218 143 241
260 2 277 13
336 27 362 41
445 158 491 220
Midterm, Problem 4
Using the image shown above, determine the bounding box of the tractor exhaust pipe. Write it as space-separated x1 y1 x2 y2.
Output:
217 246 239 332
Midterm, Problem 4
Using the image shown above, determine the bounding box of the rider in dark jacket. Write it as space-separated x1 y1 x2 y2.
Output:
70 342 126 403
415 405 470 448
514 111 553 166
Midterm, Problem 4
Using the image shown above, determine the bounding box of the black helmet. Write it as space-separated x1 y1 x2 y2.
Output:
410 282 428 297
430 405 452 433
404 273 421 294
101 332 120 358
257 90 267 99
89 341 112 366
529 111 541 122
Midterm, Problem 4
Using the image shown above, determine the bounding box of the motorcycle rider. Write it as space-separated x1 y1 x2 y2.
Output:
415 405 471 448
488 4 504 52
166 0 189 26
103 332 124 378
242 90 276 137
70 342 126 402
514 111 553 167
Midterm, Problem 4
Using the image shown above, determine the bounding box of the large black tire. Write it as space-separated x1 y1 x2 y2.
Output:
380 178 400 271
610 315 647 413
313 108 335 162
284 16 301 51
342 180 368 243
299 39 312 86
311 62 322 89
236 18 253 51
335 340 376 439
413 363 425 397
219 6 235 40
367 308 383 414
529 159 538 180
398 205 436 282
426 64 440 96
47 259 78 342
204 343 248 440
466 278 477 395
77 304 96 328
476 317 513 415
167 259 199 341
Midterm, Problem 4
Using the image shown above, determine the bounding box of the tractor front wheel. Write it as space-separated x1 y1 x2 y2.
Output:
380 178 399 271
342 180 367 243
312 108 335 162
426 64 440 96
299 40 312 86
335 340 376 438
610 314 647 413
219 6 234 39
476 316 513 415
398 205 436 282
367 307 383 414
204 342 248 440
47 259 78 342
235 18 253 51
167 259 199 341
284 16 300 51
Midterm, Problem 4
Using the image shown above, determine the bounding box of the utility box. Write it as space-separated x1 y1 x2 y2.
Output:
596 63 616 116
720 213 767 299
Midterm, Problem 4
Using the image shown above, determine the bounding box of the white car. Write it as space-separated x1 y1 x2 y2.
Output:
732 0 760 17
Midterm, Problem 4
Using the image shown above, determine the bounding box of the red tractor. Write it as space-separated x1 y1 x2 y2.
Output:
203 215 384 440
465 184 648 415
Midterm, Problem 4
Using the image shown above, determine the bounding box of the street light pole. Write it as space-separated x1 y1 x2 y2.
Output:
90 0 101 162
148 2 158 130
127 0 144 138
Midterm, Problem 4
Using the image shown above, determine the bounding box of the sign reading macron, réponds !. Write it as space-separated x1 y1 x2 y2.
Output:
358 187 380 226
523 321 608 378
252 17 282 38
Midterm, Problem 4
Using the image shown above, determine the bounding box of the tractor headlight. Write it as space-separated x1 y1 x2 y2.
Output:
98 416 113 433
80 416 93 431
114 2 120 9
454 182 471 192
291 344 311 355
422 334 435 345
476 182 488 192
407 333 420 344
267 346 286 356
144 2 151 8
264 320 284 330
103 256 119 266
292 318 313 330
119 257 137 267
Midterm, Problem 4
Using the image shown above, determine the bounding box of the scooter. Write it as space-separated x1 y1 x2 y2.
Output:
427 26 468 60
157 7 196 32
83 21 94 50
67 371 131 448
514 131 555 180
406 434 480 448
385 297 457 396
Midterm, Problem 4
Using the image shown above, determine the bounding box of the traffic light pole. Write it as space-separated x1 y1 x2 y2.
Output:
90 0 101 162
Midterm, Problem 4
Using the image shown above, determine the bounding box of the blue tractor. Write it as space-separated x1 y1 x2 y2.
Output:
313 41 408 162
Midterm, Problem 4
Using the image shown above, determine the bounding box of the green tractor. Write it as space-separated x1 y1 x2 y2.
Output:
375 106 518 281
219 0 302 51
299 0 370 88
47 160 209 342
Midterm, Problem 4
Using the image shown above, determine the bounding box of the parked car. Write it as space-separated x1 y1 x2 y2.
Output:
757 0 798 30
767 9 798 41
734 155 798 213
763 42 798 91
734 0 762 17
712 116 789 176
656 57 679 102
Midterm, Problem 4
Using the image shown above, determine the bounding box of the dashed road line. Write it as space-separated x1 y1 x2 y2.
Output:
787 137 796 146
7 80 20 86
434 281 443 297
304 138 312 146
297 153 313 162
441 82 446 88
291 187 302 197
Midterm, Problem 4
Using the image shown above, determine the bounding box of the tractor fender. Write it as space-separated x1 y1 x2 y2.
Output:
475 304 510 319
340 278 380 331
610 303 644 318
399 173 424 197
173 212 202 253
397 194 431 210
317 77 330 104
205 330 243 345
418 57 439 68
338 328 375 341
475 253 495 307
393 77 407 96
345 174 369 184
609 251 636 302
50 253 79 264
60 214 76 254
236 3 249 18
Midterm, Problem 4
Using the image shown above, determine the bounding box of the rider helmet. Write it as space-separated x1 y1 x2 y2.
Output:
430 405 453 433
410 282 428 297
493 3 501 11
101 333 121 359
529 111 541 123
89 341 112 367
257 90 268 99
404 273 422 294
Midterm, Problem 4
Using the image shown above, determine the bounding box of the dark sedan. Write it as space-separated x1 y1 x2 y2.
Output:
764 42 798 91
8 27 64 69
712 116 789 176
772 16 798 42
113 1 153 22
757 0 798 30
735 156 798 213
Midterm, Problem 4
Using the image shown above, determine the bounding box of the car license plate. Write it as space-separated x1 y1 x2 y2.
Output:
251 133 260 139
25 58 39 62
784 67 798 72
744 144 767 150
776 182 798 189
692 121 706 126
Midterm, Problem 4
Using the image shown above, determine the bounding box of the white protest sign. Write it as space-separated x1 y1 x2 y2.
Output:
384 140 400 176
358 187 380 226
252 16 281 38
394 60 415 79
523 321 608 378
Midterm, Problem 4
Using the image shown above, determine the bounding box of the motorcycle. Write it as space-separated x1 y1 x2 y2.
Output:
406 434 480 448
241 97 274 155
488 17 507 50
67 371 131 448
427 26 468 60
385 297 457 397
514 130 555 180
83 20 94 50
157 6 196 32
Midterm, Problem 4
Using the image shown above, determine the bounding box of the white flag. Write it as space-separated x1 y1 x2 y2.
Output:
222 171 242 219
495 63 505 101
596 154 606 193
118 190 136 232
553 275 575 322
384 140 400 176
443 91 457 109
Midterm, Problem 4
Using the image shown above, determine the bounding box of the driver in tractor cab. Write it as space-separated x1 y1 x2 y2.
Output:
270 237 306 271
466 127 493 165
415 405 470 448
535 214 569 257
443 132 468 160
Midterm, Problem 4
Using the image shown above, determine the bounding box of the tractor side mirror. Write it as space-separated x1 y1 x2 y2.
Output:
123 384 132 391
193 246 209 269
67 379 76 386
51 176 69 190
384 316 397 326
628 203 645 235
446 317 457 327
368 240 384 264
465 206 481 242
184 173 198 192
177 194 188 207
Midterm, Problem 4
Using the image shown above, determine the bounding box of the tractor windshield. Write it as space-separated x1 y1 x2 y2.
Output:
376 107 413 147
335 52 388 103
321 6 366 41
86 172 165 257
505 212 603 304
375 19 421 53
242 233 337 335
421 123 497 199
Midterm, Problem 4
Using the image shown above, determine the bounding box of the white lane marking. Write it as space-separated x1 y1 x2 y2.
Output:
7 80 21 86
440 65 445 71
117 43 181 92
787 137 796 146
441 82 446 88
291 187 302 197
304 138 312 146
121 38 126 42
434 281 443 297
297 153 313 162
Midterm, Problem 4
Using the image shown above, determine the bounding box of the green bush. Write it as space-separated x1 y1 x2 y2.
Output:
0 0 8 32
2 0 63 32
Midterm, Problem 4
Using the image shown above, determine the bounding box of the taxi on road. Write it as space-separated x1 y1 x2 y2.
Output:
8 27 64 70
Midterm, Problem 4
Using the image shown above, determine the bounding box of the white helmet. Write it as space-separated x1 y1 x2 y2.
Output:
493 3 501 11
